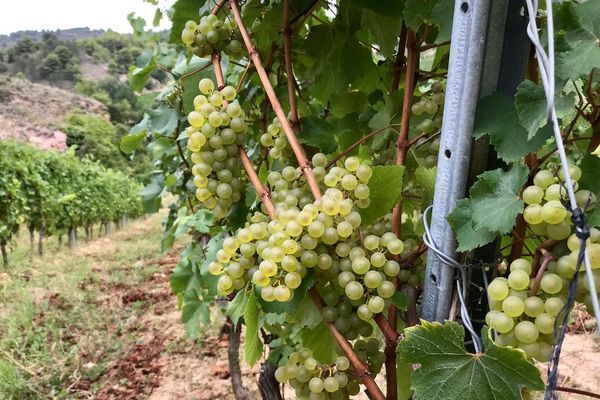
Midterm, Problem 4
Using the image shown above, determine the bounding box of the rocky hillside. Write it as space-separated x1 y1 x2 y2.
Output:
0 77 109 150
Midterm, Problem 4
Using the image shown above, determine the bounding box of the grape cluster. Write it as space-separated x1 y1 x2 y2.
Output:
181 14 244 58
275 349 360 400
260 118 290 160
522 165 597 240
188 78 249 219
411 82 444 133
486 258 562 362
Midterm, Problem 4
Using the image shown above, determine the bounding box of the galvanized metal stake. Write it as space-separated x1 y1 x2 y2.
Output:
420 0 493 321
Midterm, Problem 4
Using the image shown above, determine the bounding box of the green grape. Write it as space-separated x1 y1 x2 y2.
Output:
541 200 567 224
558 164 582 182
523 296 545 317
344 157 360 172
221 86 237 101
494 312 514 333
544 297 565 317
387 238 404 255
547 221 571 240
337 271 355 287
323 377 339 393
274 285 291 302
540 273 563 294
364 235 380 250
384 260 400 276
510 258 532 274
356 164 372 182
368 296 385 313
488 279 509 301
575 190 597 209
345 281 364 300
523 204 544 225
376 280 395 298
535 313 556 334
198 78 214 94
364 270 383 288
508 270 530 291
502 296 525 317
352 256 370 274
285 272 302 289
411 100 425 115
424 100 438 114
308 377 324 393
514 321 539 344
533 170 555 190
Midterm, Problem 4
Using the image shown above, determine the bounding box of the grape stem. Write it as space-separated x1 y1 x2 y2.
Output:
235 60 254 93
529 249 558 296
238 147 276 219
308 288 386 400
283 0 300 133
229 0 323 200
530 239 558 277
324 125 401 169
388 29 419 400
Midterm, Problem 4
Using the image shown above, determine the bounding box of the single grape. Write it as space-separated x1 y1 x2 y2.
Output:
514 321 539 343
540 273 563 294
488 279 509 301
502 296 525 318
508 270 530 291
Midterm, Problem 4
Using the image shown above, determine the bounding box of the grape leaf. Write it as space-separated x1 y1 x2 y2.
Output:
415 166 437 208
430 0 454 43
555 1 600 81
392 292 408 311
473 93 552 162
360 9 402 59
404 0 441 32
469 165 528 234
515 80 575 140
244 291 263 366
397 351 414 400
228 289 249 325
447 199 497 252
128 55 156 93
398 321 544 400
300 320 336 364
181 288 211 338
298 116 338 154
360 165 405 226
140 172 164 213
120 131 146 153
347 0 405 16
147 106 179 136
579 155 600 195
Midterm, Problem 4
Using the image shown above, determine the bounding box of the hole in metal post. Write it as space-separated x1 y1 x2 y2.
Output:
430 274 437 283
444 149 452 158
461 2 469 13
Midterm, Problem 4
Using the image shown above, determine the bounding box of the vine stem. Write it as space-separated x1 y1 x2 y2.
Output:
229 0 322 200
283 0 299 132
211 0 228 14
529 250 557 296
236 60 253 92
531 239 558 276
387 29 418 400
555 386 600 399
325 125 401 169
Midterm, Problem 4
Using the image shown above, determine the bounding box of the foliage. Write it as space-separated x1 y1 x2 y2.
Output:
0 141 143 248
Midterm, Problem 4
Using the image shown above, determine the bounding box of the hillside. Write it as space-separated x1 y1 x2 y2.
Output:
0 27 106 48
0 77 108 150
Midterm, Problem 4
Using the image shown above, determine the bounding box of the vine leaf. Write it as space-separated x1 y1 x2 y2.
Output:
415 166 437 208
515 80 575 140
298 116 338 154
300 320 336 364
398 321 544 400
447 199 496 252
404 0 441 32
579 155 600 195
360 165 405 226
555 1 600 81
128 55 156 93
228 289 248 325
473 93 552 162
448 165 528 251
181 288 211 338
244 291 263 366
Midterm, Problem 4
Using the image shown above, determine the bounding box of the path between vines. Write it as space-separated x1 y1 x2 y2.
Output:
2 214 597 399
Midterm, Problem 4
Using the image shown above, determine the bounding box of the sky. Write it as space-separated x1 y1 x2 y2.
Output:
0 0 173 35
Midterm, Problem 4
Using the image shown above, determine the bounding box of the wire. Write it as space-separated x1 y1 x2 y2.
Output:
423 206 483 353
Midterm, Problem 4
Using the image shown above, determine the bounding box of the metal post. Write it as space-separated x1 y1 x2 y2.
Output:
420 0 493 321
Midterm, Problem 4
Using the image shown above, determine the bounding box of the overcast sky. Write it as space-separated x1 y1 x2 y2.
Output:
0 0 173 35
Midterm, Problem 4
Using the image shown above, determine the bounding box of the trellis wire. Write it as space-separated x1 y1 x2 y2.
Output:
423 206 483 353
523 0 600 398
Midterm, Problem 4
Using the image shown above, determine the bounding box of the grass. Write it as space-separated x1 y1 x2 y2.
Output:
0 213 166 399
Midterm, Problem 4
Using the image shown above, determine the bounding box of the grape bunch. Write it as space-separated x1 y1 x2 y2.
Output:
180 14 244 58
486 258 563 362
275 349 361 400
188 78 249 219
260 118 290 160
522 165 597 241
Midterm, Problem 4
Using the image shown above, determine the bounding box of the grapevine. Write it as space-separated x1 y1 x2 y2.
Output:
126 1 600 399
